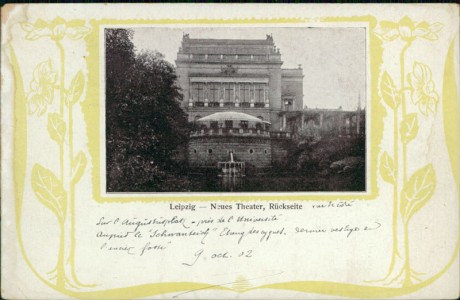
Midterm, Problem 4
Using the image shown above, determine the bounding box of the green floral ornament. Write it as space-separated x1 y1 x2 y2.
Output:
27 60 57 116
408 62 439 116
375 16 443 42
21 17 91 41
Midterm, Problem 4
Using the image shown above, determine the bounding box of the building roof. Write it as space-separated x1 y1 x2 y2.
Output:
282 68 304 77
184 38 274 46
197 111 271 124
178 34 279 56
181 34 275 46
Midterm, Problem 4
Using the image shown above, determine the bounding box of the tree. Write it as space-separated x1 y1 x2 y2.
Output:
105 29 189 192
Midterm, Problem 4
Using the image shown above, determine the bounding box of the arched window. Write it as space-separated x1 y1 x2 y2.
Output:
194 115 202 121
249 149 254 154
208 149 213 154
257 116 264 121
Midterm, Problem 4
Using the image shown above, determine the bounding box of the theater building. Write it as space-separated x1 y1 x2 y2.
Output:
176 33 304 129
175 34 303 169
175 34 363 170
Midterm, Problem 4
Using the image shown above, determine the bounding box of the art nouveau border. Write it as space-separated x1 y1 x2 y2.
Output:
8 14 458 299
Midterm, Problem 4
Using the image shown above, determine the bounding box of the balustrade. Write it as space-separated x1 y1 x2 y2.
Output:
187 100 269 108
190 127 271 137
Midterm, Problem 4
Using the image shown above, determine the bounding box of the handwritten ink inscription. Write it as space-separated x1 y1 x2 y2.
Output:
94 201 381 266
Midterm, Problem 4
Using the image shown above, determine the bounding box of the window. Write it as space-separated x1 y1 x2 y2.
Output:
224 83 234 102
210 121 218 130
208 83 219 102
193 149 197 153
239 83 251 102
283 97 294 111
192 83 205 101
255 83 265 103
239 121 248 129
194 115 202 122
208 149 213 154
249 149 254 154
257 116 264 121
264 149 268 154
225 120 233 128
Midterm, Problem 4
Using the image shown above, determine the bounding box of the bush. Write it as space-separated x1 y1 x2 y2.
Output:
295 135 365 173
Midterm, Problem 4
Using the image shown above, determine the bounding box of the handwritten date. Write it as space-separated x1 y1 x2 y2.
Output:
182 249 253 266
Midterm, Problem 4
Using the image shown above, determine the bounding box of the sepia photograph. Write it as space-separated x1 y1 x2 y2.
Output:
105 27 367 193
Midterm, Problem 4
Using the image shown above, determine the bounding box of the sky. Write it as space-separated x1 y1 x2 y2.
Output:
132 26 366 111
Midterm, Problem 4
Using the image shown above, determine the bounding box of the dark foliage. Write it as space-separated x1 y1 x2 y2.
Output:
296 135 366 172
106 28 190 192
292 135 366 190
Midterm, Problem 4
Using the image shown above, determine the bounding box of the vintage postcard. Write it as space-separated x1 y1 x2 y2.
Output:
1 3 459 299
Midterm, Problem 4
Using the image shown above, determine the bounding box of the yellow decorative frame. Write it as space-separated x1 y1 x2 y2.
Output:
10 15 459 299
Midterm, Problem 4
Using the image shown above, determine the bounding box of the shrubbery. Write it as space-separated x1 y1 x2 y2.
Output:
295 135 366 173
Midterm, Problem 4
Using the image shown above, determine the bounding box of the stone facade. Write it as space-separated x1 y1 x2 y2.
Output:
188 111 276 169
174 35 364 171
189 136 272 168
175 34 304 130
281 69 304 112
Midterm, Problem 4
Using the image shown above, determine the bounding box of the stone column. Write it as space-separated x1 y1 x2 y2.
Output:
263 84 266 101
204 82 208 107
220 82 224 101
250 83 255 107
264 83 269 107
220 82 224 107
